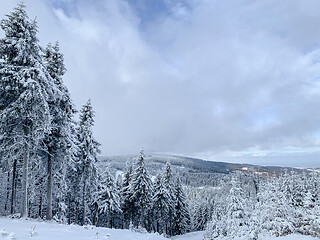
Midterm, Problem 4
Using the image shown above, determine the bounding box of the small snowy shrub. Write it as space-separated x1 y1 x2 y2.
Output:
0 228 8 237
30 226 38 237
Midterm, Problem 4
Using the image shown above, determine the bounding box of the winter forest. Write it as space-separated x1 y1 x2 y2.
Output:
0 3 320 240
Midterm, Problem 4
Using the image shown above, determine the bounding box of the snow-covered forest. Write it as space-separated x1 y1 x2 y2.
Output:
0 4 190 237
202 171 320 239
0 3 320 240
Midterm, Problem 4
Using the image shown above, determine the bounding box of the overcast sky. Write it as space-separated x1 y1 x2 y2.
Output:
1 0 320 167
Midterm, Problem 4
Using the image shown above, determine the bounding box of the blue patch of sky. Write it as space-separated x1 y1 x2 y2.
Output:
126 0 169 24
46 0 192 30
126 0 192 28
47 0 79 17
125 0 193 57
49 0 173 22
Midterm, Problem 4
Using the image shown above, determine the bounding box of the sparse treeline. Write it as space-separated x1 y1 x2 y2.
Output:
0 4 191 237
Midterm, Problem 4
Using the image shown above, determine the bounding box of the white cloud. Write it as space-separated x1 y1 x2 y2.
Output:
1 0 320 166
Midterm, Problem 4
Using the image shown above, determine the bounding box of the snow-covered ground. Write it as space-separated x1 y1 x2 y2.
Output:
173 231 319 240
172 231 204 240
0 218 318 240
0 217 167 240
262 235 318 240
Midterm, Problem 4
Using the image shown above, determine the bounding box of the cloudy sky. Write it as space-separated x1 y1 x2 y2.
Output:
1 0 320 167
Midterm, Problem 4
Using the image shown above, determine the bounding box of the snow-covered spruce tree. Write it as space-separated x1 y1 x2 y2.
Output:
0 3 55 218
300 190 316 235
95 166 121 228
312 184 320 238
77 99 101 225
52 119 78 224
224 175 249 238
120 161 134 229
256 175 294 237
310 172 320 237
186 184 216 232
162 162 176 235
288 172 308 232
192 201 212 231
152 173 172 234
204 201 227 239
204 173 252 239
289 171 320 236
113 173 123 228
42 41 77 221
294 172 320 237
129 149 153 230
172 177 191 236
203 176 231 239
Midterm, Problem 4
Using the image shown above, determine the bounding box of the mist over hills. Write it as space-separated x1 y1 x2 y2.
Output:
99 154 302 187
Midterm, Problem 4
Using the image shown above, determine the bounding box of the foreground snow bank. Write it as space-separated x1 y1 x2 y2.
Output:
173 231 319 240
1 218 317 240
0 217 167 240
171 231 204 240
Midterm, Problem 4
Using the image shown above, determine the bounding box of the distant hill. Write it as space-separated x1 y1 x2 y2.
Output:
99 154 300 187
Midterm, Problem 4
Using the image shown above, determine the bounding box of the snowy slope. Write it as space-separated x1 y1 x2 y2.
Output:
0 218 167 240
172 231 204 240
0 218 318 240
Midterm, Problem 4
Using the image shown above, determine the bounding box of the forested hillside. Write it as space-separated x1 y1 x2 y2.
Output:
100 154 302 187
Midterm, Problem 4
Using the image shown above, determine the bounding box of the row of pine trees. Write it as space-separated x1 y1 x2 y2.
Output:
0 3 191 237
118 152 191 236
0 2 101 223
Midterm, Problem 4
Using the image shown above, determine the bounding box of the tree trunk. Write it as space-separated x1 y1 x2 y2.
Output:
10 159 17 214
66 191 71 224
156 221 159 233
38 176 44 218
4 170 10 212
81 180 86 225
46 148 52 220
21 140 29 218
107 208 111 228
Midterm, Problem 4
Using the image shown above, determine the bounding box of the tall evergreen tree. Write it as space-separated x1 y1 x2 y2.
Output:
172 177 191 235
42 41 77 221
95 167 121 228
204 173 251 239
162 162 175 235
256 175 294 237
129 149 153 230
77 100 101 225
152 173 172 234
0 3 54 218
120 161 134 229
225 175 249 238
